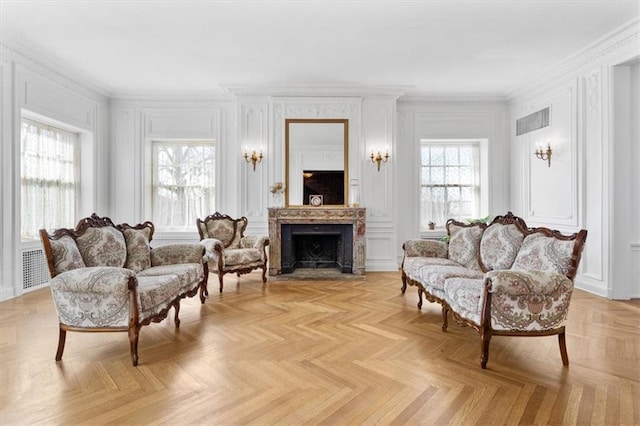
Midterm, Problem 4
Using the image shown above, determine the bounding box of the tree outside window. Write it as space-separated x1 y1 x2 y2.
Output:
152 142 215 230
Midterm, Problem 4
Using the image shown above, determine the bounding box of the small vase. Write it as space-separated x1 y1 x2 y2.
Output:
349 179 360 207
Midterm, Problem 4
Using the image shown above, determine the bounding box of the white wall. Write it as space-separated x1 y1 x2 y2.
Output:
631 62 640 298
109 98 236 246
508 19 639 299
0 41 110 301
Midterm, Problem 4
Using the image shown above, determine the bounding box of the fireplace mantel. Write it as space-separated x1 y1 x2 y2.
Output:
268 207 366 276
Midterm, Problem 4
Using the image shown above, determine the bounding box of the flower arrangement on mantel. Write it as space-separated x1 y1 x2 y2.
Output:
269 182 285 194
269 182 285 208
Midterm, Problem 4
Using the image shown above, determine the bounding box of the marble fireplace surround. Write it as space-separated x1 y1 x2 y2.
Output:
268 207 366 276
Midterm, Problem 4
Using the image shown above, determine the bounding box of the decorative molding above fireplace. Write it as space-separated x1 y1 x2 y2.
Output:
268 207 366 276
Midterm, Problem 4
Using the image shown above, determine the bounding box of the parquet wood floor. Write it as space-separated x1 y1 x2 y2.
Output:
1 271 638 425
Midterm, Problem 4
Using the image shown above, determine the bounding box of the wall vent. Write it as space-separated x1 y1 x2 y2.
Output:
22 248 50 291
516 107 550 136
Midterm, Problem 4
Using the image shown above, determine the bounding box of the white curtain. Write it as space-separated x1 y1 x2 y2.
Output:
420 143 480 230
21 119 78 240
152 142 215 230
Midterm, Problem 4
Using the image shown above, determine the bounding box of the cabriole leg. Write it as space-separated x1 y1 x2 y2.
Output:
480 331 491 369
173 301 181 328
442 307 449 332
558 331 569 366
417 288 423 310
128 326 140 367
401 273 407 294
218 274 224 293
55 326 66 361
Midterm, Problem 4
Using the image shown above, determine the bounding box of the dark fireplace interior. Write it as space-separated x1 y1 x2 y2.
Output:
281 224 353 274
302 170 344 205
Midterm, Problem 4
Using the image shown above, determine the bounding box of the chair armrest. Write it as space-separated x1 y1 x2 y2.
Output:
240 235 269 249
402 239 448 258
50 267 136 328
151 243 206 266
485 269 574 331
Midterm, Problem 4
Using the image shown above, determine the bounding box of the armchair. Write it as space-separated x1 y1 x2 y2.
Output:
197 212 269 292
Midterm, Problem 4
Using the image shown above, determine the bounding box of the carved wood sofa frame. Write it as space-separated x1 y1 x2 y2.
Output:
401 212 587 369
40 214 209 366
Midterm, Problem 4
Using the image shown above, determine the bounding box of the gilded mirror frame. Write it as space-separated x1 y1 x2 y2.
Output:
285 118 349 207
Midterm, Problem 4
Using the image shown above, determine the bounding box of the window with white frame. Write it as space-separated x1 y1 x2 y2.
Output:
420 140 481 230
21 118 78 240
151 141 215 230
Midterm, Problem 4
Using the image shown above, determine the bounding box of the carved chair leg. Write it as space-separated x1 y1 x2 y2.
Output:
173 300 181 328
480 331 492 369
199 282 207 304
441 307 449 332
262 266 267 284
417 288 423 310
128 326 140 366
55 326 66 361
218 273 224 293
558 330 569 366
401 273 407 294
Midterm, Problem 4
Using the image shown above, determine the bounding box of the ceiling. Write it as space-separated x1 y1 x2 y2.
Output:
1 0 638 98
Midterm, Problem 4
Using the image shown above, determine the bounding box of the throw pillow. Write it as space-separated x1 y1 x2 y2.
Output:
50 235 86 274
123 227 152 273
479 223 526 271
447 223 485 270
511 232 575 275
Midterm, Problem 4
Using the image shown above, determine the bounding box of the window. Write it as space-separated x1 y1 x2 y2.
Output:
420 140 481 230
21 118 78 240
152 141 215 230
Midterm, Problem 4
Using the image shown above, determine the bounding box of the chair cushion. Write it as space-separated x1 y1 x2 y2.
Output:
224 248 262 266
50 235 85 274
137 263 204 294
403 257 461 281
447 223 484 270
136 275 181 321
479 223 526 271
511 233 576 275
443 277 484 326
76 226 127 268
123 227 152 273
418 264 484 291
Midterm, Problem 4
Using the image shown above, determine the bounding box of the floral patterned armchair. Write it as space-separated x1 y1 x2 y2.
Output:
197 212 269 292
401 212 587 368
40 214 208 366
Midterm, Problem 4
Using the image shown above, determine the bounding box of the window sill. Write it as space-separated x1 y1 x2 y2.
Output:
419 229 448 240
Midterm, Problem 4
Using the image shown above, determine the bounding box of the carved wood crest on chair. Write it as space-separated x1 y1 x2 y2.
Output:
197 212 269 292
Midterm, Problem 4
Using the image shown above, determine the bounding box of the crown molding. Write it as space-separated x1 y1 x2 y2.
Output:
0 38 112 99
506 17 640 101
221 84 410 98
109 91 235 103
398 93 507 103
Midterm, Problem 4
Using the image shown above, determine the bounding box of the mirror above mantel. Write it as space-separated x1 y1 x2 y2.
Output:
285 118 349 207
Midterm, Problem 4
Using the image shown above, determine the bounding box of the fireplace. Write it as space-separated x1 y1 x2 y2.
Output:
281 224 353 273
268 207 366 276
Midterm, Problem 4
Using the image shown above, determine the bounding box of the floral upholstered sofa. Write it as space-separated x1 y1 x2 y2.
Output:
40 214 208 366
401 212 587 369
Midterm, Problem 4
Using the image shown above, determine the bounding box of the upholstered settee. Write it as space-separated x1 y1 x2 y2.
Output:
197 212 269 292
401 212 587 369
40 214 208 366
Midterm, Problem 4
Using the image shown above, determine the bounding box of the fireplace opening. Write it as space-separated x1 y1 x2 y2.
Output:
281 224 353 274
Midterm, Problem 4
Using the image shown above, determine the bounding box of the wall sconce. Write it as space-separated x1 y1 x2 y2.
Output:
243 147 263 171
534 140 553 167
370 147 390 172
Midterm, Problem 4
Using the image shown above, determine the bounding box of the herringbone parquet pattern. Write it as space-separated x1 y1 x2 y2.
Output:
1 271 638 425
